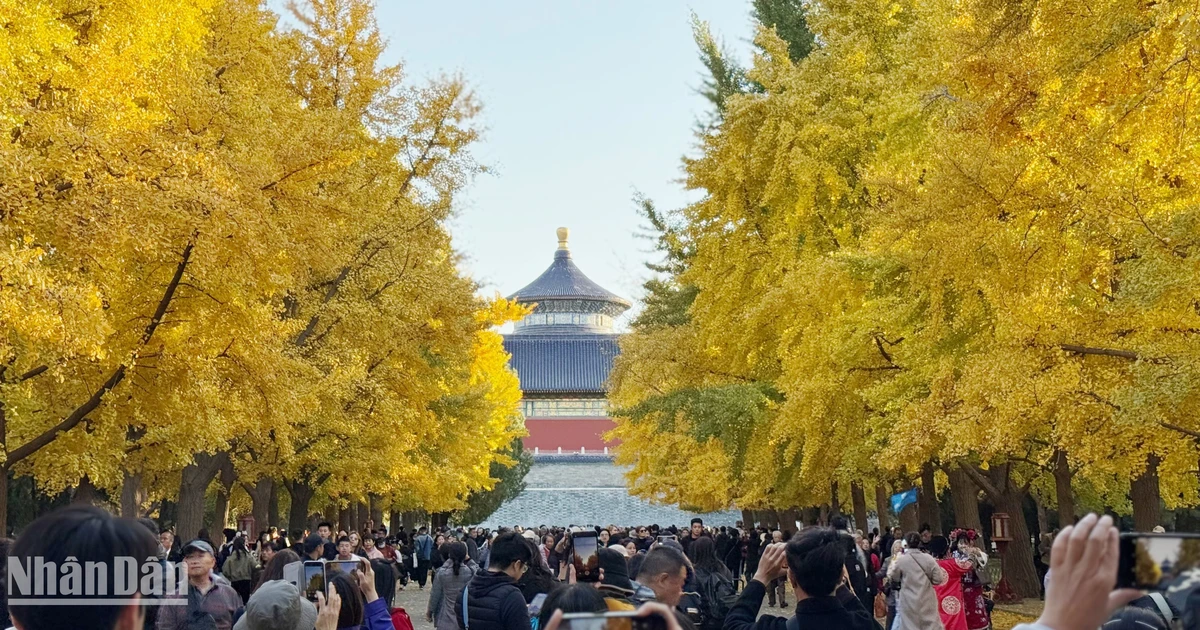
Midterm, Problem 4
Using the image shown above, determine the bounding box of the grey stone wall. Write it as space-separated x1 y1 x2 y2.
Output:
479 459 741 528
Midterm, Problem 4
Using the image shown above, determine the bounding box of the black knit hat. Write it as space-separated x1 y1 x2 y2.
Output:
598 547 634 593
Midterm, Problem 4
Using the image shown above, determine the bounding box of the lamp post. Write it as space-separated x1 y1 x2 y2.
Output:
991 512 1020 603
238 514 257 540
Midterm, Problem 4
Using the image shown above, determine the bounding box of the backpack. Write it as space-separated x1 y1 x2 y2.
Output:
390 607 415 630
697 570 737 630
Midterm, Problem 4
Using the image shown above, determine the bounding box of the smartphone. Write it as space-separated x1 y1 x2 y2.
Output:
1116 532 1200 589
571 528 600 582
656 535 677 543
302 561 325 601
528 592 548 617
561 611 668 630
325 559 362 582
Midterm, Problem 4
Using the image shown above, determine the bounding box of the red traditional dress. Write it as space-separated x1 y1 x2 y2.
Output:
955 549 991 630
935 557 973 630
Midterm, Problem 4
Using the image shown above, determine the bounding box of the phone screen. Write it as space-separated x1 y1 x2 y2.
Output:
302 561 324 601
1117 533 1200 589
656 535 677 543
562 611 668 630
572 532 600 582
325 559 362 582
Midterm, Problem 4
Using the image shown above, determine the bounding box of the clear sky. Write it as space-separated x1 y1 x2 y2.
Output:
364 1 758 326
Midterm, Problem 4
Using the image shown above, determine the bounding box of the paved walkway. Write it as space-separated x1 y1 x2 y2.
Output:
390 576 817 630
393 582 436 630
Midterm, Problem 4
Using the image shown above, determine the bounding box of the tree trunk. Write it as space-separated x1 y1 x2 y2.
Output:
875 484 891 531
830 481 841 519
120 471 147 518
323 503 338 531
285 480 315 533
177 452 228 542
994 485 1040 599
948 467 983 532
0 469 9 537
369 494 383 531
268 480 280 530
851 483 869 533
211 456 237 536
244 478 273 540
389 510 400 535
401 510 420 533
1036 498 1049 535
1131 454 1162 531
338 505 350 533
779 508 801 534
72 475 101 505
965 462 1039 600
741 509 754 528
899 500 919 533
1053 449 1075 526
918 463 941 534
762 509 780 530
801 507 821 527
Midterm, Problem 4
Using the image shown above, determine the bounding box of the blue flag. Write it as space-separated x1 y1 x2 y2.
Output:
891 487 918 514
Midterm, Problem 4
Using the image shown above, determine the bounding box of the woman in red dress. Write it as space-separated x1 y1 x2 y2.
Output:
930 536 975 630
952 529 992 630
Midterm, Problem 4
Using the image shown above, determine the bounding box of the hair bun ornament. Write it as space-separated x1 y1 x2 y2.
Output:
950 528 979 542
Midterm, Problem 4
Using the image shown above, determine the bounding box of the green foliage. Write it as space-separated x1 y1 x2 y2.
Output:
633 196 697 330
691 14 747 125
751 0 816 63
615 383 781 470
453 438 533 525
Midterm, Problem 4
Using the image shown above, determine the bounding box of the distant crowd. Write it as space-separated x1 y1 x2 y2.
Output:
1 507 1192 630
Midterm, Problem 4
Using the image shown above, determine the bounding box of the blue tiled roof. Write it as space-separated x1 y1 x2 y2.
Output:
503 333 620 394
509 251 632 308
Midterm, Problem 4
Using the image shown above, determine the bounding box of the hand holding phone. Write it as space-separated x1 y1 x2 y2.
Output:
1116 531 1200 589
559 608 673 630
570 528 600 583
1037 514 1141 630
303 560 325 601
355 559 378 603
315 589 340 630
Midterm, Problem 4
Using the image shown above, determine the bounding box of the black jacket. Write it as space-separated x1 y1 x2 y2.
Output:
456 569 532 630
722 579 874 630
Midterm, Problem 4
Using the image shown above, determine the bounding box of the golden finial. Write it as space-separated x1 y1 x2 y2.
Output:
557 227 569 250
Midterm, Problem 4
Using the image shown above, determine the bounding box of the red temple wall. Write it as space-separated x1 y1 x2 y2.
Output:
523 417 619 452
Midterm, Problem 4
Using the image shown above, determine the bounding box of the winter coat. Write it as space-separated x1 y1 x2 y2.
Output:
455 569 531 630
722 579 875 630
887 550 948 630
221 551 255 583
429 559 478 630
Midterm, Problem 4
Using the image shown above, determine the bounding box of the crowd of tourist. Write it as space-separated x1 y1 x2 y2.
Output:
0 508 1194 630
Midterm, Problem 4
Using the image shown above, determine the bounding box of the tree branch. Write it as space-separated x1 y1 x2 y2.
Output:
1161 422 1200 440
6 236 196 466
15 365 48 383
957 461 1001 501
1060 344 1168 364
